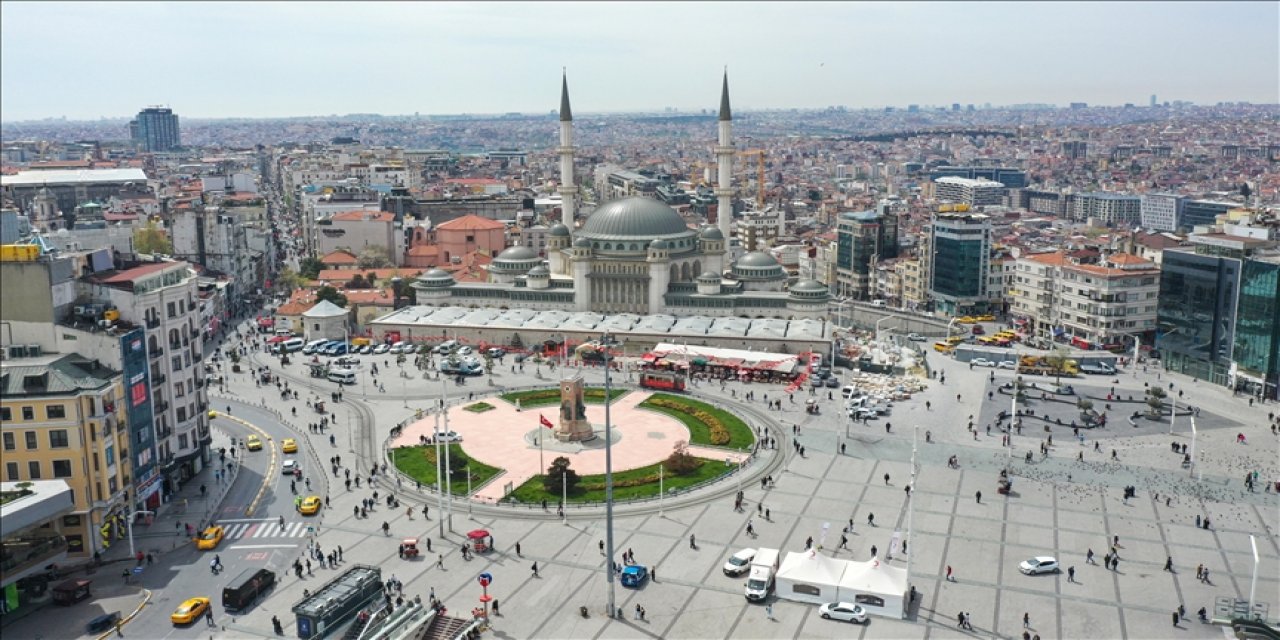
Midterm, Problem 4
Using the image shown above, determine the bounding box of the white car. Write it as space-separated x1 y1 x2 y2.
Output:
458 346 473 355
433 431 463 443
282 459 300 475
971 358 996 367
906 333 927 342
818 602 868 623
997 361 1017 369
373 344 390 355
1019 556 1059 575
722 548 756 576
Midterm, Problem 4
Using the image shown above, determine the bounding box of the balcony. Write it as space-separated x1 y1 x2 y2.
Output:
155 401 170 414
169 341 182 351
153 373 167 385
145 318 160 329
156 427 173 440
148 346 164 359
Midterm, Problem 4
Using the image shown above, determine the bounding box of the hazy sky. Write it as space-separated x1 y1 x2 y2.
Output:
2 1 1276 121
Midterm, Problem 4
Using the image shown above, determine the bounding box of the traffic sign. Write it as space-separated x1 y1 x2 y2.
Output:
478 572 493 587
132 567 143 574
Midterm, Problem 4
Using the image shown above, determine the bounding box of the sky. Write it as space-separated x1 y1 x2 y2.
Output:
2 1 1277 121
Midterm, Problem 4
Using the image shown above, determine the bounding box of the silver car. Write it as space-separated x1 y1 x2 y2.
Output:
819 602 868 623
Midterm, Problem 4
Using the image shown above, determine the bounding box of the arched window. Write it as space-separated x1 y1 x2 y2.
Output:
604 243 612 251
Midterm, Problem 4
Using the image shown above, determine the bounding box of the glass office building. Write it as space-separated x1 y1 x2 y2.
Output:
928 213 991 316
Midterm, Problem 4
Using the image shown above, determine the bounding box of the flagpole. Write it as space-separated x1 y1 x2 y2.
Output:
539 420 545 473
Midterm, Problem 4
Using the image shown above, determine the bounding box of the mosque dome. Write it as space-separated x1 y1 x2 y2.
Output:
495 246 538 261
579 197 691 239
491 245 541 273
732 251 786 281
548 223 571 237
417 268 456 288
700 226 724 240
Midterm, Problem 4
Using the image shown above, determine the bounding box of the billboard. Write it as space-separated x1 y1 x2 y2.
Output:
118 328 159 498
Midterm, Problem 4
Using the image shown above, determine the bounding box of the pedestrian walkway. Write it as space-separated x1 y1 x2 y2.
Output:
216 519 316 540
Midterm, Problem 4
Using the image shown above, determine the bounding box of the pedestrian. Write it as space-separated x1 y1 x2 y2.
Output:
976 490 982 504
1024 612 1030 628
765 603 774 621
531 561 539 577
516 542 522 557
1067 566 1075 582
436 554 444 569
1172 610 1180 627
599 540 605 554
492 599 499 616
635 604 642 620
206 610 215 627
946 565 954 581
870 545 877 558
884 473 890 485
1087 548 1095 564
867 513 875 526
1164 556 1174 572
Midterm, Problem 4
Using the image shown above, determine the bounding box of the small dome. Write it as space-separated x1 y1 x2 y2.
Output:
573 236 592 249
700 226 724 240
548 223 570 237
698 271 720 281
649 239 668 250
790 279 827 293
736 251 779 268
495 246 538 261
528 265 550 276
423 268 451 279
417 268 456 288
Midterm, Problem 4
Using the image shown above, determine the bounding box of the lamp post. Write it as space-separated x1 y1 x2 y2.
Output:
905 425 917 619
1189 415 1201 481
602 332 618 619
438 379 453 533
433 410 446 539
126 510 154 559
1248 535 1260 621
875 315 897 344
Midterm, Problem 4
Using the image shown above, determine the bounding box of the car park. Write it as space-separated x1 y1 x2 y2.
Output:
971 358 996 367
282 460 299 475
170 597 211 625
196 526 224 550
819 602 868 623
1019 556 1059 575
723 548 756 576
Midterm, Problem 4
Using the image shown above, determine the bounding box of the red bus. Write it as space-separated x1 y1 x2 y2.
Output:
639 371 686 392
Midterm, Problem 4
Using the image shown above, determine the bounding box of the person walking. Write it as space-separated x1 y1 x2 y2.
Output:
1087 548 1096 565
1164 556 1174 572
515 542 522 557
1067 566 1076 582
976 490 982 504
531 561 539 577
765 603 774 621
1024 612 1030 628
946 565 954 581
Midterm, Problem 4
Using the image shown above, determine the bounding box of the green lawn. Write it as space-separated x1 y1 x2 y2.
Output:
463 402 495 413
502 457 730 503
391 445 502 496
499 387 628 408
638 393 755 449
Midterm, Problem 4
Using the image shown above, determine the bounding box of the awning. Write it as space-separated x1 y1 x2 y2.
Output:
267 335 288 344
691 357 708 366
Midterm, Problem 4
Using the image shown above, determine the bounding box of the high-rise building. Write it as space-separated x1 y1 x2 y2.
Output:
927 212 992 315
1181 199 1237 228
1139 194 1185 231
1158 234 1280 398
1072 192 1142 226
934 177 1006 208
928 166 1027 189
129 107 180 152
835 210 899 300
1061 140 1088 159
1150 94 1157 107
1 353 133 557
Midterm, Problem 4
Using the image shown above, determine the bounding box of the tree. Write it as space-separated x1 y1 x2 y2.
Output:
445 448 469 480
1044 346 1072 384
277 267 305 294
664 441 701 476
1240 182 1252 200
1076 398 1094 412
543 456 579 493
357 246 391 269
133 219 173 255
315 285 348 308
1146 386 1166 417
299 257 324 279
345 274 367 289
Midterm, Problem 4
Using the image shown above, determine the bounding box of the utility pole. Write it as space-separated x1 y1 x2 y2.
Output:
604 333 617 619
434 410 445 539
439 378 453 533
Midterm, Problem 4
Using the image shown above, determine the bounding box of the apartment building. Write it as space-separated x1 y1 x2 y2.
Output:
1 354 131 557
1072 192 1142 226
738 209 786 252
315 210 403 266
1011 250 1160 347
933 177 1005 208
1139 193 1185 232
927 213 992 316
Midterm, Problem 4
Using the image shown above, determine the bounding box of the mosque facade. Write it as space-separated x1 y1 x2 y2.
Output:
411 73 829 320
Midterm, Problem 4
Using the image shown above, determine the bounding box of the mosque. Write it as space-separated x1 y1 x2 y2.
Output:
411 73 830 320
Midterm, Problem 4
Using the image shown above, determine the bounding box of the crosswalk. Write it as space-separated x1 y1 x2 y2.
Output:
216 520 314 540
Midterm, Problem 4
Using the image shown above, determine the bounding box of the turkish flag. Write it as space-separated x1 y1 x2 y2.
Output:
539 414 554 429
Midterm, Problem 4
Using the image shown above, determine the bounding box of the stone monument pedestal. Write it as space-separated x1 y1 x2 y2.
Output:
555 375 597 442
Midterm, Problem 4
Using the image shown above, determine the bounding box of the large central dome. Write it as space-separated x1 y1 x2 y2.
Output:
579 196 691 239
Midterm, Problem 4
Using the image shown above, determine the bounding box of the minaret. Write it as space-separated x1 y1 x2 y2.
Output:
715 70 734 241
557 70 578 229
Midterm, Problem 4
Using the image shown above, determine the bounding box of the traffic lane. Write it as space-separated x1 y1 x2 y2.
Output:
222 400 328 532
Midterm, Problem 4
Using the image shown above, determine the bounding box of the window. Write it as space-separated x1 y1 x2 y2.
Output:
52 460 72 478
45 404 66 419
179 433 189 450
27 461 40 479
49 429 69 448
167 302 176 318
25 431 37 449
854 594 885 607
108 476 118 493
0 407 9 421
105 445 115 466
22 407 34 420
2 432 13 450
177 407 186 422
791 584 821 596
5 462 17 480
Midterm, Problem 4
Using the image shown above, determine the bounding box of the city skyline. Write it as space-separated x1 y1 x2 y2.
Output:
2 1 1277 122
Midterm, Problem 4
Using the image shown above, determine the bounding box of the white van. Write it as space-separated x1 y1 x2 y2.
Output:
277 337 305 353
744 548 779 601
327 368 357 385
303 339 328 355
841 385 859 399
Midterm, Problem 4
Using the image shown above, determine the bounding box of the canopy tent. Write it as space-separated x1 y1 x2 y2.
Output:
836 559 908 619
774 551 847 605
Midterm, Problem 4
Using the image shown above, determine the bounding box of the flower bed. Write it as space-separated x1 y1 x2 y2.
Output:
463 402 495 413
499 387 627 408
503 457 725 503
638 393 754 448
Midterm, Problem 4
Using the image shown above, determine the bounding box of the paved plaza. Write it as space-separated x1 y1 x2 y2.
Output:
14 325 1277 640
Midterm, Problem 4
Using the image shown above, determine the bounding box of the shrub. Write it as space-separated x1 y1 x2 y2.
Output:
644 396 731 445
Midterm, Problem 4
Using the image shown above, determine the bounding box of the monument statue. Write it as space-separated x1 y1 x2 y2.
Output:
555 375 596 442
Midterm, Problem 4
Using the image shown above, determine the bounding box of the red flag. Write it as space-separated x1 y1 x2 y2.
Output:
539 414 554 429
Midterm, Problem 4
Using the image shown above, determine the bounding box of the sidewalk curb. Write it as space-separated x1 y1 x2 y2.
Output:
92 588 152 640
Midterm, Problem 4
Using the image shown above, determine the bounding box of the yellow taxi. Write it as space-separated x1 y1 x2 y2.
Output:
170 596 211 625
976 314 996 322
282 438 298 454
195 525 224 550
246 435 263 451
955 316 976 324
299 495 322 515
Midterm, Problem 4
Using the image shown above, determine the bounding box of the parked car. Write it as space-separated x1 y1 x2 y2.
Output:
373 344 390 355
825 377 840 388
432 431 463 443
620 565 649 588
722 548 757 576
997 361 1017 369
970 358 996 367
358 345 373 355
486 347 506 358
906 333 926 342
819 602 868 624
1019 556 1059 575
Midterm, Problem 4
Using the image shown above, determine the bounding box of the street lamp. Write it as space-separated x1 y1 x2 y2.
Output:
601 331 618 619
126 510 154 559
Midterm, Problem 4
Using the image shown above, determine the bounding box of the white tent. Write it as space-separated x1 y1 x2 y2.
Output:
837 559 908 619
774 551 846 605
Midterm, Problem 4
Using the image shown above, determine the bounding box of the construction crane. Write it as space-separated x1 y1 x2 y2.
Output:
737 149 766 209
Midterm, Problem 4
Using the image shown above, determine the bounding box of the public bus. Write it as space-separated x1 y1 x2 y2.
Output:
639 371 686 392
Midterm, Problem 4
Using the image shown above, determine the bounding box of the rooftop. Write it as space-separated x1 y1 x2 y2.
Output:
0 168 149 187
0 353 120 398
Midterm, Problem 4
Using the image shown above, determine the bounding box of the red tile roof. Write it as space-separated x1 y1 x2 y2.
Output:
435 214 505 231
331 210 394 222
320 249 358 265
